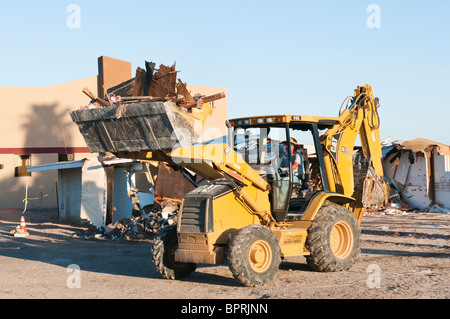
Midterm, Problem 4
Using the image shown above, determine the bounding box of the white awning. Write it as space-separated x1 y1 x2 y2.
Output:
27 157 138 173
27 160 85 172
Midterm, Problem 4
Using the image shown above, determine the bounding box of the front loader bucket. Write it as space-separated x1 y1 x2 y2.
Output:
70 101 202 153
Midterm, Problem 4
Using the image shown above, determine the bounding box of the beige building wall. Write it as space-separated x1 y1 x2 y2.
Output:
0 76 98 209
0 76 97 148
0 57 228 210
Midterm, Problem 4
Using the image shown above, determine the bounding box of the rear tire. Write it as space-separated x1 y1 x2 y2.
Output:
228 224 281 287
151 226 196 280
305 201 360 272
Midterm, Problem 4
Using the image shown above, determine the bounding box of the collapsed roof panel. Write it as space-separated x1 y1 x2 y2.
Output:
393 138 450 156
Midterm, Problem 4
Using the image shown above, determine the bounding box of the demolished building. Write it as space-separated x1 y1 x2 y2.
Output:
0 56 227 211
65 59 226 233
21 57 227 237
382 138 450 212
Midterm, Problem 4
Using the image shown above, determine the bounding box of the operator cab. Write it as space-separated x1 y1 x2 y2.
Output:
228 115 338 221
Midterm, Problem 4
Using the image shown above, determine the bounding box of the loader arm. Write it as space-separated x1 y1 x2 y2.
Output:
320 85 389 221
171 143 274 225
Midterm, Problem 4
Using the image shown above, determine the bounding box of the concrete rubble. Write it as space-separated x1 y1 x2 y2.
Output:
73 200 179 240
108 199 180 239
381 138 450 213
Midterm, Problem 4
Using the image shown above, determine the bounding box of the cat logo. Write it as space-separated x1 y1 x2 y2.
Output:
329 133 342 162
330 137 338 153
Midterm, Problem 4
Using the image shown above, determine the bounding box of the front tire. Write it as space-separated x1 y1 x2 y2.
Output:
228 224 281 287
151 226 196 280
305 201 360 272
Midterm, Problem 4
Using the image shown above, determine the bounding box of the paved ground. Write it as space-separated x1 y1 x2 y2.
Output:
0 208 448 303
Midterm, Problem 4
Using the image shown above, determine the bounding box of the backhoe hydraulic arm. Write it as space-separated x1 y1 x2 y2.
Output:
321 85 389 219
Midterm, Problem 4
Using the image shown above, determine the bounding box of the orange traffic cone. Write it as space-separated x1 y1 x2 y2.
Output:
14 214 29 237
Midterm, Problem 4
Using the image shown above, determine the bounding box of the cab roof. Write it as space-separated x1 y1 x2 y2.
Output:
228 115 340 130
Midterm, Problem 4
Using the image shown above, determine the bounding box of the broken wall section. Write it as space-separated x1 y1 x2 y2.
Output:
382 138 450 212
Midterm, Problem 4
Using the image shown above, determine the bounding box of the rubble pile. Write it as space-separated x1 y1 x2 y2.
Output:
366 197 450 216
72 200 179 241
102 200 179 240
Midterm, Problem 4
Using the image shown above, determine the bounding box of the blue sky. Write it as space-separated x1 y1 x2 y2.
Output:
1 1 449 145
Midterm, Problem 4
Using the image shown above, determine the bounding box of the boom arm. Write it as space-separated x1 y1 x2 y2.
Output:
171 143 274 225
321 85 388 216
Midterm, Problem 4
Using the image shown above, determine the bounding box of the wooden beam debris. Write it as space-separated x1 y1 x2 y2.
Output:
144 61 155 96
79 59 226 112
81 87 111 108
178 92 226 109
148 63 178 98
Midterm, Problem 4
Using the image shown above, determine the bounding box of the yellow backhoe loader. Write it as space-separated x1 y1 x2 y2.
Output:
71 84 389 286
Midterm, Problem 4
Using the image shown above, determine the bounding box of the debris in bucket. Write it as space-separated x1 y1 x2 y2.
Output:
71 60 226 154
78 60 225 111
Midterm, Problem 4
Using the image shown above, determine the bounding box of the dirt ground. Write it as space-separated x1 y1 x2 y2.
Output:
0 208 448 301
